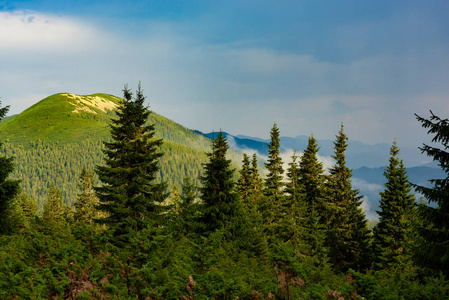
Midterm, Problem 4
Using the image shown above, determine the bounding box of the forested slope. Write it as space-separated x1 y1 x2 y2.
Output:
0 93 241 208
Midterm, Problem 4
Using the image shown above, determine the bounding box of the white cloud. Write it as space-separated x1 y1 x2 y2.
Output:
360 195 378 221
0 10 100 53
352 178 383 192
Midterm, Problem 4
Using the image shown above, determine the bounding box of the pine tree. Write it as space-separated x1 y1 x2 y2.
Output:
0 102 20 235
372 140 416 270
326 124 370 272
264 123 284 197
95 84 168 245
172 177 200 236
414 111 449 274
260 123 286 239
74 168 105 229
285 151 300 201
181 177 197 205
199 131 240 234
299 135 326 214
43 184 65 225
167 185 181 212
283 151 307 244
236 153 252 202
298 135 328 261
249 153 263 200
16 193 38 223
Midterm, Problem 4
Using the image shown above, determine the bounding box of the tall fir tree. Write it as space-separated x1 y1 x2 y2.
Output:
199 131 240 234
372 140 416 270
326 124 370 272
43 184 66 226
414 112 449 274
259 123 286 240
264 123 284 197
283 151 307 244
0 102 20 235
13 192 38 230
74 168 106 234
298 135 328 261
236 153 252 202
249 153 263 200
174 177 200 236
95 84 168 246
299 135 326 214
285 151 300 201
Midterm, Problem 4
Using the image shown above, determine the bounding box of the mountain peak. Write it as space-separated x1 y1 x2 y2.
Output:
63 93 120 114
0 93 122 144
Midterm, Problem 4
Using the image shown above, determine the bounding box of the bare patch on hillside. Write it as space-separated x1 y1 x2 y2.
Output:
63 93 119 114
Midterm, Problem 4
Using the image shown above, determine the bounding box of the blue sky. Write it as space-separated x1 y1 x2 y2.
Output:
1 0 448 152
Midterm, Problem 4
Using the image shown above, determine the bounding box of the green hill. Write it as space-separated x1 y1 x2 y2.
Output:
0 93 120 144
0 93 241 209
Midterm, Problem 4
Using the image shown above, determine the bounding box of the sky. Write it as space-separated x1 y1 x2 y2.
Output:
1 0 448 150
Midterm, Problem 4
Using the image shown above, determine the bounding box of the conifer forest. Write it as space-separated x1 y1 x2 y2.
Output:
1 86 449 299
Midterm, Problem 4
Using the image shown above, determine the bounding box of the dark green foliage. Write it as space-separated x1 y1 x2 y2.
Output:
1 139 210 209
249 153 264 200
281 151 307 245
326 124 371 272
260 124 287 241
10 192 38 230
299 135 326 213
95 85 168 246
237 153 252 201
285 151 301 202
373 140 416 270
74 168 101 224
2 94 449 297
0 103 20 235
351 269 449 300
194 228 276 299
264 123 284 198
298 135 328 262
199 131 240 234
42 184 73 234
414 112 449 274
169 178 201 236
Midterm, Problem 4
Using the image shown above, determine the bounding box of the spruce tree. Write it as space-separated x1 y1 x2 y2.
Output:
264 123 284 197
74 168 106 235
372 140 416 270
299 135 326 214
15 193 38 228
237 153 252 202
298 135 327 261
95 84 168 245
0 102 20 235
249 153 263 200
174 177 199 236
43 184 65 225
326 124 370 272
260 123 286 239
199 131 240 233
414 111 449 274
283 151 307 244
